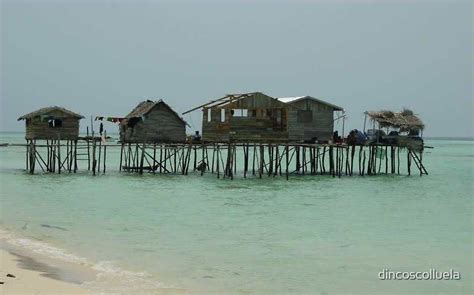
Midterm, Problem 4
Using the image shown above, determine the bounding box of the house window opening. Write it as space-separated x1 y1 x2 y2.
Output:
232 109 248 117
221 109 226 122
48 118 63 128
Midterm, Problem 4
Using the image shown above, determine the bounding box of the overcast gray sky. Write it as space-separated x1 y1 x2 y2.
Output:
1 0 472 137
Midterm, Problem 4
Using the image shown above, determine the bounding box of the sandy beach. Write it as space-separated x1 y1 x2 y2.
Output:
0 229 188 294
0 248 90 294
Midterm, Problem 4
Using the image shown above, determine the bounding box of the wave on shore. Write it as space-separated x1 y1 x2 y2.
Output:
0 228 183 294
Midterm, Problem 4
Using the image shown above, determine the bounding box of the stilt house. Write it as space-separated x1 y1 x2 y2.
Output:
365 109 425 150
277 96 344 142
183 92 343 143
120 100 187 143
18 106 84 140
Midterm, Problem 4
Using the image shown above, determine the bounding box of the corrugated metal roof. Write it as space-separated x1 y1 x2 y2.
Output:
277 96 344 111
277 96 306 103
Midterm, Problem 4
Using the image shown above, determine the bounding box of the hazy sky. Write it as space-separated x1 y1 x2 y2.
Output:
1 0 472 137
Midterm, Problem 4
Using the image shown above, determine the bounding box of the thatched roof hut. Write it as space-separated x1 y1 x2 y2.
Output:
365 109 424 132
120 100 187 143
18 106 84 140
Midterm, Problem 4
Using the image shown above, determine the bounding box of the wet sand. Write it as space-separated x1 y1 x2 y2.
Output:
0 248 90 294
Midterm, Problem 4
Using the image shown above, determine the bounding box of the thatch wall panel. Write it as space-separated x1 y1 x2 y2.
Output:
121 103 186 143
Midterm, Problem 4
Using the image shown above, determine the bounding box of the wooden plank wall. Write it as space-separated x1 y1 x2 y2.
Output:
25 118 80 140
202 93 289 142
287 98 335 142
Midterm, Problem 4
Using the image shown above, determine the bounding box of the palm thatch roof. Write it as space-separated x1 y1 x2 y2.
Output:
366 109 424 131
124 100 187 125
18 106 84 121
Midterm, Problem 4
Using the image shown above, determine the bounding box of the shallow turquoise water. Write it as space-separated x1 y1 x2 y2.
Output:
0 133 472 294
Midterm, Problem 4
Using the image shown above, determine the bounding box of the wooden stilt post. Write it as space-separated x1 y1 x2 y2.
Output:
295 146 300 174
216 144 220 179
57 139 61 174
163 147 168 172
252 143 256 176
151 143 158 174
350 145 355 176
419 150 423 176
407 149 411 175
103 134 107 174
26 139 29 171
193 146 197 171
173 147 177 174
397 147 400 175
119 143 124 171
159 145 163 173
86 127 90 170
315 146 320 175
244 144 248 178
273 144 281 177
73 140 78 173
233 144 237 176
285 144 289 180
330 146 334 177
98 138 102 173
65 140 69 171
201 144 205 176
322 146 327 174
31 140 36 174
92 139 97 175
381 145 385 174
211 144 215 174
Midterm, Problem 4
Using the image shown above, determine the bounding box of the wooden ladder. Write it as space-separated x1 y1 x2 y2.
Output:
409 150 428 175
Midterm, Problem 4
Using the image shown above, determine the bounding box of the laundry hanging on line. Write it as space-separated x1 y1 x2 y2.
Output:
94 116 125 123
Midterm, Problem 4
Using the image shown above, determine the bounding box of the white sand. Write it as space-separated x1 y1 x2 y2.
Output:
0 229 188 294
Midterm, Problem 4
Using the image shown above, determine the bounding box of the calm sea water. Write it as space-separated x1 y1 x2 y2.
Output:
0 132 472 294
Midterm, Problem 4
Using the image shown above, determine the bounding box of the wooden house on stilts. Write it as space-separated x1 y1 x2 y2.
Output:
277 96 344 142
183 92 344 143
119 100 189 174
18 106 84 174
120 100 187 143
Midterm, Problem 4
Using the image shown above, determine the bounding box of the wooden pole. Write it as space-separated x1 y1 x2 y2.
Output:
216 144 220 178
252 143 256 175
74 140 78 173
25 139 29 171
397 147 400 175
407 149 411 175
92 138 96 176
103 131 107 173
86 127 90 170
201 144 205 176
57 139 61 174
285 144 289 180
211 144 215 174
244 144 248 178
98 138 102 173
322 146 326 174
